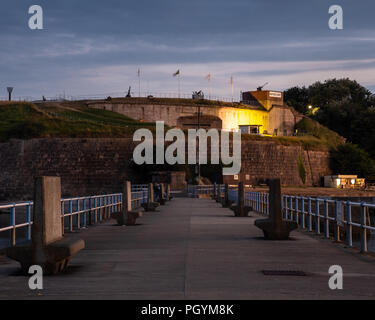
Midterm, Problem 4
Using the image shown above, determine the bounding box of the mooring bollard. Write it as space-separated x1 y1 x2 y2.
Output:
6 176 85 275
141 183 160 212
112 181 142 226
230 182 251 217
254 179 298 240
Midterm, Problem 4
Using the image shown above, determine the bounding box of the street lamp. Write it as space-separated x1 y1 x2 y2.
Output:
7 87 14 101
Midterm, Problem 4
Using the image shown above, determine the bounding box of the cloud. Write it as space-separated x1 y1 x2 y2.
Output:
1 0 375 98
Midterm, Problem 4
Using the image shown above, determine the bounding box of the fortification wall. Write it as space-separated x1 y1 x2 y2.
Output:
0 138 136 201
89 102 297 135
224 141 331 186
0 138 331 201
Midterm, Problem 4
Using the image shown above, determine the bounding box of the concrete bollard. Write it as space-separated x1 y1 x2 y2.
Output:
255 179 298 240
112 181 142 226
165 183 173 201
211 183 217 200
230 182 251 217
158 183 166 205
221 184 233 208
6 177 85 274
215 184 221 203
141 183 160 212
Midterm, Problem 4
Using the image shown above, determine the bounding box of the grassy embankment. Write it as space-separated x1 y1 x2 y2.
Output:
0 101 344 151
0 101 155 141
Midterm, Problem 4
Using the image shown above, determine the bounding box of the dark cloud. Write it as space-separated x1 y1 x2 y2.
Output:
0 0 374 98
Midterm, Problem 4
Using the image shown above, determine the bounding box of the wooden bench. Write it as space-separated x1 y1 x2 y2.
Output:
112 181 143 226
6 177 85 275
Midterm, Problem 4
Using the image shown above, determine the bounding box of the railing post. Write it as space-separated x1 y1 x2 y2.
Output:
88 197 93 225
69 199 73 232
300 198 305 229
10 205 16 246
26 203 32 241
283 196 288 219
324 200 329 238
334 201 340 242
82 198 87 228
345 201 352 247
360 203 367 253
93 197 97 224
77 199 81 229
315 199 320 235
294 196 298 223
307 197 312 232
289 197 293 221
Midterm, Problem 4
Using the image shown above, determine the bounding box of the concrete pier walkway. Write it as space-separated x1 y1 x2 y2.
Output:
0 198 375 300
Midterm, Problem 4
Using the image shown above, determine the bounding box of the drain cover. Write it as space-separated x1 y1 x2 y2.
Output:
262 270 307 276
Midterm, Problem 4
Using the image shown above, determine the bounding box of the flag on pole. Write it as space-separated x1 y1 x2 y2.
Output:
173 70 180 77
230 75 234 85
205 73 211 81
137 68 141 77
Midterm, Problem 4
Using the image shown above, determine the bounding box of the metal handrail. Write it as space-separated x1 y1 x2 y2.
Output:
188 184 375 253
0 190 149 248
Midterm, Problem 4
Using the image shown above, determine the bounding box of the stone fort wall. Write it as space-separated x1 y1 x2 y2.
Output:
0 137 330 201
88 101 301 136
223 141 331 186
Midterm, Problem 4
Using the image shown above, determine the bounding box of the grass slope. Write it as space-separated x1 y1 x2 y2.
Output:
0 102 154 141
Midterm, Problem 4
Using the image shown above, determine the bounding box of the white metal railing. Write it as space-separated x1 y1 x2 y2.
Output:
0 190 149 249
188 184 375 253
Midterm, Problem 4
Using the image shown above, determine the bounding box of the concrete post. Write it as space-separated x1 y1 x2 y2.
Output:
165 183 170 200
32 177 62 265
224 184 229 204
255 179 298 240
212 183 217 199
6 176 85 274
216 184 221 202
237 182 244 217
118 181 131 225
222 184 233 208
269 179 282 227
141 182 160 212
148 183 154 203
159 183 166 205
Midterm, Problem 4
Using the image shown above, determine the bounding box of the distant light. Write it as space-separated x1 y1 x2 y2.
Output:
336 179 341 187
351 179 356 185
308 105 313 110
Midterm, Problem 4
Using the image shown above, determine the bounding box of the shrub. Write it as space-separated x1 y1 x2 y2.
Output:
297 155 306 184
330 144 375 181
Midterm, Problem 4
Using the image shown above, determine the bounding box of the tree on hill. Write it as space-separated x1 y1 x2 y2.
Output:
330 144 375 181
284 78 375 158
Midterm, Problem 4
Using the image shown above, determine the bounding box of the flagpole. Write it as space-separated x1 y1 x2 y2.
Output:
209 76 211 100
138 68 141 97
231 76 234 102
178 73 181 98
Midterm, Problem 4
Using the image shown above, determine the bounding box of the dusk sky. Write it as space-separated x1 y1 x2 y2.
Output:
1 0 375 100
